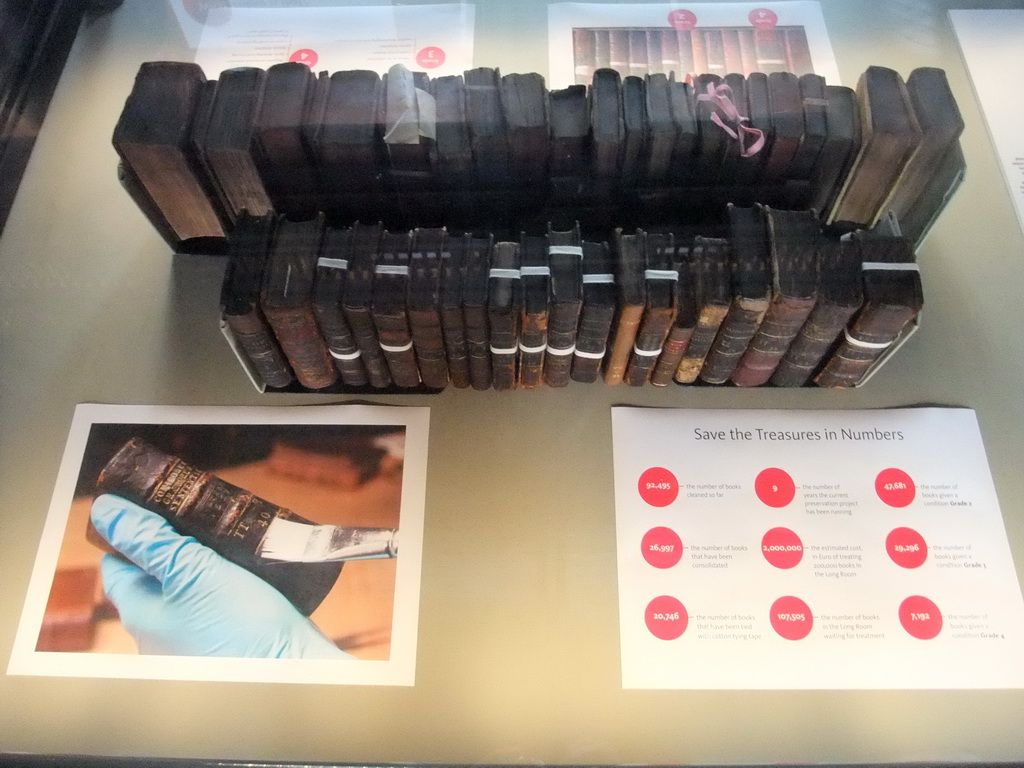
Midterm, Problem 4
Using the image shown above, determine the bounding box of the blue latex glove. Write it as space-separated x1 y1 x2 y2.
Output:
91 493 350 659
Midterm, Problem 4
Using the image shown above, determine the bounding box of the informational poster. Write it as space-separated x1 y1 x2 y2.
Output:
949 10 1024 239
8 403 429 686
612 407 1024 690
186 3 476 77
548 1 840 89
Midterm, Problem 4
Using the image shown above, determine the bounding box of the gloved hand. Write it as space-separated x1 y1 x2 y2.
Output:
91 493 350 659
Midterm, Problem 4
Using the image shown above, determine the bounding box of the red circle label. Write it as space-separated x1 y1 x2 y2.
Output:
899 595 942 639
875 468 916 507
761 527 804 569
638 467 679 507
667 9 697 29
416 46 446 69
755 467 796 508
770 596 813 640
749 8 779 28
645 595 688 640
641 527 684 569
289 48 319 67
886 527 928 568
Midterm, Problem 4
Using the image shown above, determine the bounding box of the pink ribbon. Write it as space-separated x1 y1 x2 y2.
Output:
697 82 766 158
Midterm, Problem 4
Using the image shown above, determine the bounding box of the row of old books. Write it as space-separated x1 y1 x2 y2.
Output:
571 25 814 84
113 60 964 256
221 206 922 393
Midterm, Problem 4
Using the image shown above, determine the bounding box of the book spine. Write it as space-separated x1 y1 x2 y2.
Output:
650 325 695 386
342 302 393 388
312 301 369 387
543 298 580 387
488 304 518 390
571 301 615 383
603 304 644 385
519 308 548 388
674 304 729 383
373 307 420 387
699 298 768 384
625 306 676 386
96 437 343 616
262 304 339 390
783 27 813 74
730 295 817 387
440 304 471 388
463 303 493 390
408 306 450 389
769 301 858 387
813 304 918 388
224 310 294 389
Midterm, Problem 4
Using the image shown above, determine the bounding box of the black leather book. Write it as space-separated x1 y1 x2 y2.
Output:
311 224 370 387
643 73 677 185
762 71 803 184
548 84 590 199
488 241 522 391
371 229 420 387
463 234 494 390
500 72 550 189
407 228 449 390
572 239 617 383
787 73 828 180
742 72 774 188
625 232 678 386
544 224 583 387
518 234 551 388
382 64 436 193
808 85 861 218
620 75 649 188
899 139 965 247
440 232 471 388
692 73 726 186
590 68 624 193
430 75 474 189
464 67 510 187
667 76 697 185
341 221 392 388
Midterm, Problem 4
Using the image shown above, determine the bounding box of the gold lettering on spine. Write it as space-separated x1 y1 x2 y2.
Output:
147 458 206 516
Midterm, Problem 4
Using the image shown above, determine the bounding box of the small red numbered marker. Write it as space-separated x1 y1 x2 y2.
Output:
641 527 684 569
886 527 928 569
667 9 698 29
899 595 942 639
416 46 446 69
749 8 779 28
770 595 813 640
289 48 319 67
875 468 916 507
638 467 679 507
645 595 688 640
761 527 804 569
755 467 796 508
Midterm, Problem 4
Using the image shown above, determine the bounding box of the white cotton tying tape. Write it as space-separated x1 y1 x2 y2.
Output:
582 273 615 284
644 269 678 280
519 341 547 353
317 257 348 270
633 345 663 357
520 266 551 277
330 348 362 361
489 268 521 279
547 344 576 356
549 245 583 257
843 329 892 349
574 348 606 359
861 262 920 272
380 340 414 352
490 345 518 355
375 264 410 276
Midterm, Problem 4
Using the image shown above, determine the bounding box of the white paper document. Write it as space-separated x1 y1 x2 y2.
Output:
612 407 1024 689
189 3 475 77
548 1 839 88
949 10 1024 238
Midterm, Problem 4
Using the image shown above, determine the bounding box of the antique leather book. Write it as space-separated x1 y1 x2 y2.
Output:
311 224 370 387
112 61 226 241
899 139 965 247
543 225 583 387
199 66 274 224
371 229 420 387
407 228 450 390
253 62 321 220
430 75 474 189
501 72 550 188
518 234 551 389
828 66 923 228
719 72 750 187
884 67 965 225
221 212 293 389
692 73 726 185
440 232 471 388
620 75 649 188
742 72 773 187
463 235 494 390
770 236 863 387
590 68 624 193
667 76 698 185
487 241 522 391
187 79 233 235
604 229 646 385
700 205 771 384
97 437 344 616
644 73 677 185
382 64 437 193
548 85 590 198
464 67 510 187
340 221 392 388
651 239 698 386
625 232 678 386
762 71 803 184
261 215 338 390
571 239 617 383
814 232 922 387
674 236 731 384
808 85 861 218
786 73 828 180
731 207 820 387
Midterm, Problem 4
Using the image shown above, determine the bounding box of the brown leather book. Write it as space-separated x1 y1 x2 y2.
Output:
651 238 698 386
112 61 226 242
604 229 646 385
261 215 338 390
440 232 471 388
675 236 731 384
518 234 550 389
488 241 522 391
700 205 771 384
731 207 820 387
814 232 922 387
571 240 617 383
311 225 370 388
625 232 678 386
407 228 450 390
340 222 392 389
96 437 344 616
543 225 584 388
463 235 494 390
221 212 293 389
371 229 420 388
36 566 100 652
770 236 863 387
